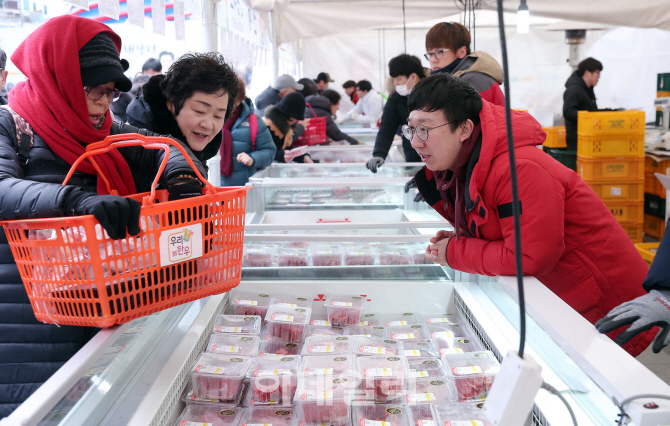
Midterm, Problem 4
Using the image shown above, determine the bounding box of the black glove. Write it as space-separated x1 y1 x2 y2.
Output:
405 178 417 193
68 193 141 240
366 157 385 173
167 175 204 201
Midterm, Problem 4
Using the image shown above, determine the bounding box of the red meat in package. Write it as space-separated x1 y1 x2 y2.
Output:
351 403 412 426
240 406 297 426
248 356 300 404
326 294 367 326
278 249 310 267
190 353 250 401
265 305 312 342
295 379 352 425
378 247 412 265
301 335 353 356
259 339 304 357
311 245 344 266
231 291 272 317
352 336 404 356
442 351 500 402
343 247 377 266
356 356 409 403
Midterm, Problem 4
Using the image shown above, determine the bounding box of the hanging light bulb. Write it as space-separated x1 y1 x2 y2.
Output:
517 0 529 34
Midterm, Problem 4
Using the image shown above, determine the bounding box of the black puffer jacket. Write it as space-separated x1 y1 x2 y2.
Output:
373 92 420 162
304 95 358 145
0 107 204 417
126 75 222 173
563 72 598 151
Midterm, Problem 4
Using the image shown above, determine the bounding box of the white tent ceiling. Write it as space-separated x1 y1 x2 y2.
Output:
273 0 670 43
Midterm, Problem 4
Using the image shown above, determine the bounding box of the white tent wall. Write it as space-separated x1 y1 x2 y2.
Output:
302 23 670 127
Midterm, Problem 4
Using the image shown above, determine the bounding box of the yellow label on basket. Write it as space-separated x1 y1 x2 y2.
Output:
159 223 203 266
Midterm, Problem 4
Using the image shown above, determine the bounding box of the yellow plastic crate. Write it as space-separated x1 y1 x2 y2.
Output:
621 222 644 242
585 179 644 201
644 214 667 240
543 126 567 148
577 110 645 136
605 201 644 223
646 173 667 199
577 157 645 181
577 134 644 158
645 156 670 174
635 242 660 267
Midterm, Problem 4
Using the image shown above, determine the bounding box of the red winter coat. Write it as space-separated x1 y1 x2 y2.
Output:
415 101 654 357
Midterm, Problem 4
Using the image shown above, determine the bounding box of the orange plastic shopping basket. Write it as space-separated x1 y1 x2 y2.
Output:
1 134 248 328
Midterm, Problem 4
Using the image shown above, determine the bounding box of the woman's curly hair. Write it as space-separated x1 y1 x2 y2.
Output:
160 52 240 120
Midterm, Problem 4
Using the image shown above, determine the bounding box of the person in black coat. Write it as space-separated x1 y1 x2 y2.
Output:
304 91 359 145
563 57 602 151
367 54 424 172
263 92 313 163
0 16 205 416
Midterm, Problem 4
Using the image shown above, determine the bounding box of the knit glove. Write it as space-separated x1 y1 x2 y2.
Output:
595 289 670 353
167 175 204 201
366 157 385 173
67 193 141 240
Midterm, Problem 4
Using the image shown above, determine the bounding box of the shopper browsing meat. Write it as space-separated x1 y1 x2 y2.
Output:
0 16 207 416
409 73 654 356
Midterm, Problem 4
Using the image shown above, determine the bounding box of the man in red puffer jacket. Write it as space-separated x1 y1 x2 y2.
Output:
407 74 654 357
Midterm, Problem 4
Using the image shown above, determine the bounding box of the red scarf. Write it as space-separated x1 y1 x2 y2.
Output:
8 15 136 196
221 107 243 177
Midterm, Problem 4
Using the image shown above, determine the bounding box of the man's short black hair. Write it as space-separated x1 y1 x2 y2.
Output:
576 57 603 77
356 80 372 92
0 48 6 70
160 52 240 120
408 73 482 131
389 54 424 79
298 78 318 97
322 89 341 106
142 58 162 73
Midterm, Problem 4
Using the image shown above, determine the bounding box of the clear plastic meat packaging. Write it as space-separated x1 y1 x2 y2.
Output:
213 315 263 335
430 402 493 426
381 312 420 327
326 294 367 326
270 294 313 309
302 335 354 356
311 245 344 267
300 354 356 378
352 336 404 356
345 325 388 339
239 406 298 426
432 336 483 356
442 351 500 402
388 325 429 341
180 381 247 406
305 324 346 337
407 358 448 380
356 355 409 403
207 334 260 357
243 245 277 268
231 291 272 317
294 378 352 425
173 404 244 426
405 377 457 404
343 247 377 266
265 305 311 342
258 339 304 357
190 353 251 401
278 249 311 267
402 340 440 358
248 355 300 404
378 247 413 265
351 402 412 426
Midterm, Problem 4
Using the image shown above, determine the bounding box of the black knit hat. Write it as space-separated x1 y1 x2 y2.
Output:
79 33 132 92
275 92 306 121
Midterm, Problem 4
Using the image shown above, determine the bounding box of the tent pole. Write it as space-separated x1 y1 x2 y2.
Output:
202 0 219 52
270 10 280 79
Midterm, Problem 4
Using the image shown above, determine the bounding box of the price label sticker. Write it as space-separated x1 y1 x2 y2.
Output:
452 366 484 376
210 345 240 353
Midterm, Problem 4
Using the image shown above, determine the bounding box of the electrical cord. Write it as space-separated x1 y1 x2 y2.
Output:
614 394 670 425
541 382 578 426
496 0 526 358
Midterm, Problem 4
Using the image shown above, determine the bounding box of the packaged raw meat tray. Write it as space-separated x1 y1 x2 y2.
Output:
343 247 377 266
305 324 346 337
407 358 448 380
357 312 383 326
213 315 262 335
378 247 413 265
248 356 300 404
207 334 260 357
302 335 354 356
181 381 247 406
190 353 251 401
300 354 356 378
240 406 298 426
243 386 294 407
311 245 344 266
174 404 244 426
388 325 429 342
405 377 457 404
243 245 277 268
270 294 314 309
408 404 434 426
355 355 409 403
352 336 404 356
231 291 272 317
278 249 311 267
381 312 420 327
294 378 352 425
432 336 483 356
351 402 412 426
431 402 493 425
345 325 388 339
421 315 462 326
326 294 367 326
427 323 472 339
265 305 312 342
259 339 304 357
402 340 440 359
442 351 500 402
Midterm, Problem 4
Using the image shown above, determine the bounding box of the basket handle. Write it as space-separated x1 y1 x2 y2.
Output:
306 103 317 122
62 134 217 207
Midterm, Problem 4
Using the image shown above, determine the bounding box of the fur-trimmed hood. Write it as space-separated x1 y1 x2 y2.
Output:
126 74 222 162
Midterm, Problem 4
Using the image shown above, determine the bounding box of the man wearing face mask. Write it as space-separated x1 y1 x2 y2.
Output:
367 54 425 172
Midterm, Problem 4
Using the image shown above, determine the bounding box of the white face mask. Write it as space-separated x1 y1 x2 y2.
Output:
395 84 411 97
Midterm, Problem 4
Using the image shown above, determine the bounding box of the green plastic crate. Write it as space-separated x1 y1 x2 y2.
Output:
544 147 577 171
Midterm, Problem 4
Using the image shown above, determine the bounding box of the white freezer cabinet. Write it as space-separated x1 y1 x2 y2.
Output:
249 162 422 180
303 145 406 163
245 177 419 212
9 276 670 426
